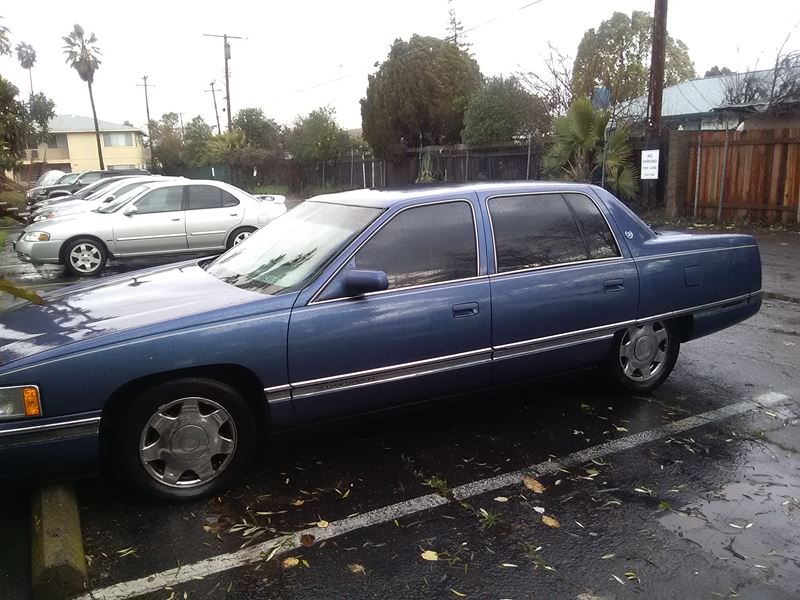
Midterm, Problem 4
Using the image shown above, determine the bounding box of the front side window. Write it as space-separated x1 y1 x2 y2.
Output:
489 194 587 272
134 187 184 214
79 172 101 184
348 201 477 290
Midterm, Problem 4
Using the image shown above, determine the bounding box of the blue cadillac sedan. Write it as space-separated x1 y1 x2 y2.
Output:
0 183 762 501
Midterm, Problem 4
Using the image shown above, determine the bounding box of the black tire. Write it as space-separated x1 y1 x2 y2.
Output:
226 226 256 250
604 320 680 393
112 378 257 503
63 237 108 276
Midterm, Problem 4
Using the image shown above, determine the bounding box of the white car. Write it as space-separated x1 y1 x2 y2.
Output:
15 179 287 276
29 176 182 222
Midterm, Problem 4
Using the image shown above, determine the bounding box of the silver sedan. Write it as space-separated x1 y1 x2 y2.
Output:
14 179 287 276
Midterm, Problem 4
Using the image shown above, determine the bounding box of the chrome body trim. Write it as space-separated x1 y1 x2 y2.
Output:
290 347 493 399
309 198 481 305
636 245 759 262
488 257 632 279
115 232 186 242
308 275 489 307
0 415 101 438
484 190 625 274
493 332 615 362
637 290 758 324
264 384 292 405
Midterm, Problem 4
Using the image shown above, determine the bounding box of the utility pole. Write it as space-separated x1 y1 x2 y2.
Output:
205 81 222 135
203 33 245 132
642 0 668 209
136 75 154 170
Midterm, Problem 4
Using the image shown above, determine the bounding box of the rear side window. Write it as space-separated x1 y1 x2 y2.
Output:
222 190 240 207
564 194 620 259
188 185 222 210
489 194 586 272
135 187 184 214
351 201 477 290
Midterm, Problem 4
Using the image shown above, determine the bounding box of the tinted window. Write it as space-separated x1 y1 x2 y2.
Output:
352 202 476 289
565 194 620 259
222 191 239 207
134 187 184 214
489 194 586 272
188 186 222 210
79 172 101 184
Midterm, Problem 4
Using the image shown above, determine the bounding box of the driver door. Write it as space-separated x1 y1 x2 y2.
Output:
112 186 188 255
287 199 492 422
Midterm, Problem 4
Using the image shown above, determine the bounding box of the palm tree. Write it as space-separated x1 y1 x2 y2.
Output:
0 17 10 56
15 42 36 97
62 24 104 169
542 97 637 200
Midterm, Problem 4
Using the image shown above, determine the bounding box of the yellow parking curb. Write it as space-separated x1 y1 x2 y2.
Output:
31 484 87 599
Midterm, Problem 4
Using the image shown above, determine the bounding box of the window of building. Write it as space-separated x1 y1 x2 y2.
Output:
103 132 134 147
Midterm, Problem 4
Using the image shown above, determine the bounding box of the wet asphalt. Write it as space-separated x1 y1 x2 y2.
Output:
0 224 798 600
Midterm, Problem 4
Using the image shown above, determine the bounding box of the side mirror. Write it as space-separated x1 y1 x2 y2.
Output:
123 205 138 216
344 269 389 297
103 195 115 203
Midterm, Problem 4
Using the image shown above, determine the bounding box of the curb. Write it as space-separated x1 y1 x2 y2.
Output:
31 483 87 600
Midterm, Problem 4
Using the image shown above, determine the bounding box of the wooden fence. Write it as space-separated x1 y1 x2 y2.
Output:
684 128 800 224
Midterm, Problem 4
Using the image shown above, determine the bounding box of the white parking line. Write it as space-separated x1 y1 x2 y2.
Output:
76 391 792 600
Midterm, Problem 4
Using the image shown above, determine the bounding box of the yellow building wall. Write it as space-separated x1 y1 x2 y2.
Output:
66 132 146 171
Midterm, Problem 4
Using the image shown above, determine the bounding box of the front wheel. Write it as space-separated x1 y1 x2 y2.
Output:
604 320 680 393
63 237 108 276
113 379 257 502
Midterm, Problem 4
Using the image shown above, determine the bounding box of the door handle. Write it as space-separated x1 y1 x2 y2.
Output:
604 278 624 292
229 213 240 217
452 302 479 318
171 218 182 222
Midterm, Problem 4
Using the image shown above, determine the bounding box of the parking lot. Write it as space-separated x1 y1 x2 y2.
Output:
1 224 798 600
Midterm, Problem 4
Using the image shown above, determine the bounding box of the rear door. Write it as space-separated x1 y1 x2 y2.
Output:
184 185 244 250
487 191 639 382
112 186 187 254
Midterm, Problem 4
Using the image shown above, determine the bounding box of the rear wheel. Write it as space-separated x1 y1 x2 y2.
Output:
227 227 256 249
604 320 679 393
63 237 107 276
113 378 257 502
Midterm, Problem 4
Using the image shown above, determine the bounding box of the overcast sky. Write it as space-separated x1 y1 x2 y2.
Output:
1 1 798 133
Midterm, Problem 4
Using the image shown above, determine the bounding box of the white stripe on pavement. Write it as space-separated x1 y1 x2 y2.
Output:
77 391 792 600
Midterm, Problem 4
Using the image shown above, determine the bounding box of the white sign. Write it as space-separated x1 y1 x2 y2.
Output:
641 149 660 180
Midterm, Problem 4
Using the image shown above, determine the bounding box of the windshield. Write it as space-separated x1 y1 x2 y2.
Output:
96 185 152 213
85 179 146 202
56 172 81 185
74 178 116 199
205 201 381 295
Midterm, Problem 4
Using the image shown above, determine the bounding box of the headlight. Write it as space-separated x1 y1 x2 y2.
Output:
0 385 42 420
22 231 50 242
32 215 49 222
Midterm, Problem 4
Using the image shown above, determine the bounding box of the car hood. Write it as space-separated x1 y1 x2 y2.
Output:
0 262 279 367
33 200 91 217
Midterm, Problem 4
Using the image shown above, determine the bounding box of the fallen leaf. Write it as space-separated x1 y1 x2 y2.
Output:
532 506 545 514
611 574 626 586
601 553 615 560
450 589 466 597
523 476 546 493
494 496 509 503
317 520 330 529
421 550 439 561
300 534 315 547
347 563 366 574
542 515 560 528
290 499 305 507
500 563 519 568
282 556 300 569
614 426 628 432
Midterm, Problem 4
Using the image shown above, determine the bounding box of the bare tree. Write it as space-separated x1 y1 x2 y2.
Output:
518 43 574 116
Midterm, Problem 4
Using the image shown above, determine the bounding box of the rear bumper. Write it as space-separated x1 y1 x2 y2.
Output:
0 414 101 482
690 290 762 340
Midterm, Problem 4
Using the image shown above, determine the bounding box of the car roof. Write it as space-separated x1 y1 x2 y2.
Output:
308 181 597 209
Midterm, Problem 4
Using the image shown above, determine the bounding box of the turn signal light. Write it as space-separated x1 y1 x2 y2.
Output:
22 386 41 417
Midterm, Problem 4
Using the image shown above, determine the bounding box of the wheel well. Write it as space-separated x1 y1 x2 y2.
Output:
98 364 269 465
226 226 257 246
671 314 694 342
59 235 110 263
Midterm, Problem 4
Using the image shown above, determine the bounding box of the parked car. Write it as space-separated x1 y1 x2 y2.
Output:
14 179 287 275
28 176 180 223
29 169 150 203
25 169 69 201
26 171 83 202
0 182 762 501
29 175 140 213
